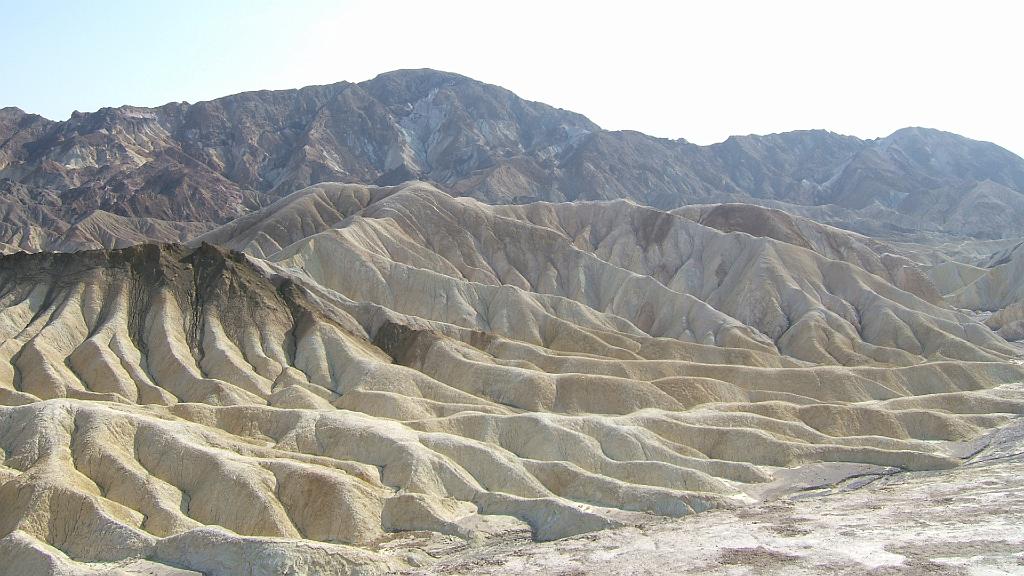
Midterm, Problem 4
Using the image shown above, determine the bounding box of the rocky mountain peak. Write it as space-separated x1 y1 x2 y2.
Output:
2 70 1024 243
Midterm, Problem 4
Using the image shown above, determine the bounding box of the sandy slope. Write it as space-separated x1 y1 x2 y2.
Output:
1 182 1023 575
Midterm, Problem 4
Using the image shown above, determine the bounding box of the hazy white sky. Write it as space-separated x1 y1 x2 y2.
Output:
2 0 1022 155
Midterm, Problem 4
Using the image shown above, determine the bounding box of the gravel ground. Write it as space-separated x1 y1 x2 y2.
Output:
402 418 1024 575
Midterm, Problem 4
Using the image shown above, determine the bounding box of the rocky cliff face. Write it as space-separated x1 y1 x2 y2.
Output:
3 70 1024 246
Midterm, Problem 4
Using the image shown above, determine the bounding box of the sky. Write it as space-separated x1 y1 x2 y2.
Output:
2 0 1022 156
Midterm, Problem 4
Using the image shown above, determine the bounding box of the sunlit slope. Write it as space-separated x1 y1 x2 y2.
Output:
2 183 1024 574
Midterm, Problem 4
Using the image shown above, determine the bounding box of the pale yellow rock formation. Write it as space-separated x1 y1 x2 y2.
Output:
1 182 1022 575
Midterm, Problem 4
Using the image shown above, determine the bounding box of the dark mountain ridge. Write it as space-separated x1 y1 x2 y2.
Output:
2 69 1023 246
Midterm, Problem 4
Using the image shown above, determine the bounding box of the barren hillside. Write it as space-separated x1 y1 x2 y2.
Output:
2 182 1023 575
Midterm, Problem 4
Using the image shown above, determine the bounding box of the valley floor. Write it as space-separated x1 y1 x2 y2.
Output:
407 418 1024 576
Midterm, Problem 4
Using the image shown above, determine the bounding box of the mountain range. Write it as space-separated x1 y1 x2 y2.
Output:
2 70 1024 575
4 69 1024 254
